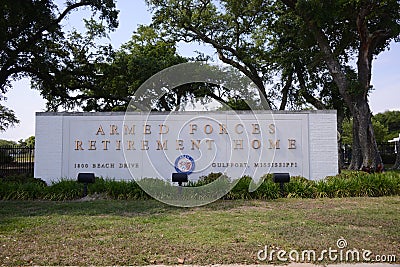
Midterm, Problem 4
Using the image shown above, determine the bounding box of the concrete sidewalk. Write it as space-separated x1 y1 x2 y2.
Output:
138 264 400 267
33 264 400 267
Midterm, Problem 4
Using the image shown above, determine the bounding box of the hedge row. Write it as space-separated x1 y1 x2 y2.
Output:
0 171 399 201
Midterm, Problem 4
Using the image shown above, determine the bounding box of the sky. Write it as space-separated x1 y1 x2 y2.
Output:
0 1 399 142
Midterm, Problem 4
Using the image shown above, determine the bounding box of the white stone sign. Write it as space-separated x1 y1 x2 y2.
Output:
35 111 338 184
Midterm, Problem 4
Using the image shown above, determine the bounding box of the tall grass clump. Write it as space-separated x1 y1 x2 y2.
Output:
317 171 400 197
0 171 399 201
252 176 281 199
44 179 84 200
190 171 399 199
0 180 46 200
286 176 317 198
87 178 151 200
224 176 253 200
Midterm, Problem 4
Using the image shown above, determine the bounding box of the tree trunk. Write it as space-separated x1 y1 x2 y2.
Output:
349 116 363 170
353 5 385 170
352 99 383 169
337 111 345 172
281 0 389 172
279 74 292 110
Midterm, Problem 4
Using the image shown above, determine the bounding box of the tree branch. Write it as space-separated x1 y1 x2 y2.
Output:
279 73 292 110
280 0 297 9
294 64 326 110
281 0 352 108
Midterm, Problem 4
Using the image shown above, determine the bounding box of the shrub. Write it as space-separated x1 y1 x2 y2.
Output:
191 172 226 186
87 178 152 200
317 171 400 197
0 171 399 201
224 176 252 200
286 176 316 198
44 180 83 200
0 179 46 200
1 174 46 185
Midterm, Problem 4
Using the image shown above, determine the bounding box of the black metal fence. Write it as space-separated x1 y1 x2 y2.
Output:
341 143 397 165
0 146 34 177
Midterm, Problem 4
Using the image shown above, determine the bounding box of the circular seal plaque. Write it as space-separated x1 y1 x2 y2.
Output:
174 155 195 174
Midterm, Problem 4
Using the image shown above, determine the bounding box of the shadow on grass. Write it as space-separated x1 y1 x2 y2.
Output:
0 198 259 221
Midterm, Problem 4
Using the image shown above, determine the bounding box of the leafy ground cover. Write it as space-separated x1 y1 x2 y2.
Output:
0 171 399 200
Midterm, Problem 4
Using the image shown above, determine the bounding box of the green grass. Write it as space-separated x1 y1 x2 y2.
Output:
0 197 399 265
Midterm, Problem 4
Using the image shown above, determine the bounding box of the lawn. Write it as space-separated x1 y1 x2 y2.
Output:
0 197 399 266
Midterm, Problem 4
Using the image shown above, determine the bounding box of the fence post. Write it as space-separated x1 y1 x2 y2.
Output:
0 146 35 178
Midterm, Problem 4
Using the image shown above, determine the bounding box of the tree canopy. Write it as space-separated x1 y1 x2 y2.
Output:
342 117 389 145
36 24 193 112
280 0 400 169
0 0 118 129
374 110 400 140
147 0 400 169
0 105 19 132
38 21 261 112
1 0 399 170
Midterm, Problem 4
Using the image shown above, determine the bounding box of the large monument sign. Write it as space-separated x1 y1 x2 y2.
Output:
35 110 338 184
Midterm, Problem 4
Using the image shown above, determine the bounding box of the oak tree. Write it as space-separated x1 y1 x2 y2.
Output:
148 0 400 169
0 0 118 129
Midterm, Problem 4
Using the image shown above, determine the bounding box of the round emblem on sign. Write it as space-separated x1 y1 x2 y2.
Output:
174 155 195 174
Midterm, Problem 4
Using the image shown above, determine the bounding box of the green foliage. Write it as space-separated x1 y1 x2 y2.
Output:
147 0 400 110
0 172 399 201
148 0 399 168
284 0 400 167
44 180 84 201
0 177 151 201
193 172 225 186
0 176 46 200
0 105 19 132
286 176 316 198
319 171 400 198
342 111 400 145
372 119 390 143
0 139 17 147
217 98 252 110
184 171 400 200
225 176 254 200
0 0 118 124
147 0 275 108
0 175 45 185
0 137 35 148
87 178 150 200
342 117 389 144
24 136 35 148
374 110 400 140
39 23 193 112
